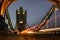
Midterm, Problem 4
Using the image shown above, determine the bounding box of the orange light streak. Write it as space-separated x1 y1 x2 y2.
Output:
1 0 16 15
48 0 60 7
20 25 38 34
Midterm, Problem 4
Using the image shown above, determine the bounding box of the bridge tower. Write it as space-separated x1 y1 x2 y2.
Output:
16 7 27 32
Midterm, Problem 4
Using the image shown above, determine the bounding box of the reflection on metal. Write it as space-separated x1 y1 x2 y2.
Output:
0 0 16 15
35 5 56 30
39 28 60 34
39 28 60 32
5 9 13 31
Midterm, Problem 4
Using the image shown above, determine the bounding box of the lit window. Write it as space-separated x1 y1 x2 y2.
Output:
18 12 20 14
23 12 25 14
19 21 23 24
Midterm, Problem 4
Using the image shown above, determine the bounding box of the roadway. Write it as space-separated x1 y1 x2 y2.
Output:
0 28 60 40
0 34 60 40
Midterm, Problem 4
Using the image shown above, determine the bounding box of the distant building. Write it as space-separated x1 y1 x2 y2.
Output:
16 7 27 32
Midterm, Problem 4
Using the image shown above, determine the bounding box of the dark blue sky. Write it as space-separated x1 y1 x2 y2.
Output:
8 0 52 28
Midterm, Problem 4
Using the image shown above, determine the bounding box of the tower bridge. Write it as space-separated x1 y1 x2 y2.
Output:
0 0 60 35
0 0 60 40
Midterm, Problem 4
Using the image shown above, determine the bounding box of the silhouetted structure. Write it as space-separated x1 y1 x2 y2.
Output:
0 0 15 35
16 7 27 32
0 0 8 34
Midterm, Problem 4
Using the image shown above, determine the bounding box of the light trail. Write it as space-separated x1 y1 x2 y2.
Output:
0 0 16 15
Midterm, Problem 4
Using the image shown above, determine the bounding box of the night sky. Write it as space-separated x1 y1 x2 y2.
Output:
8 0 53 28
